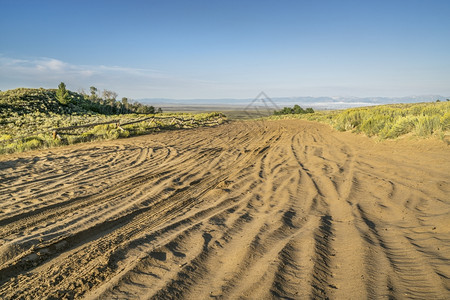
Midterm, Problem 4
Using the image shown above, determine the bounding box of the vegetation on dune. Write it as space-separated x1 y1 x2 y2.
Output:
0 85 159 117
0 86 226 154
269 101 450 141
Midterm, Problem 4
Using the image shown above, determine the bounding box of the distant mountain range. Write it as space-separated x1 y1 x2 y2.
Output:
138 95 449 110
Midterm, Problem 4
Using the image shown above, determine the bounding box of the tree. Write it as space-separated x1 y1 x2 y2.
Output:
90 86 97 98
78 88 88 98
293 104 305 114
146 105 155 114
102 89 118 101
56 82 70 105
121 97 128 111
274 107 294 115
157 107 163 114
121 97 129 113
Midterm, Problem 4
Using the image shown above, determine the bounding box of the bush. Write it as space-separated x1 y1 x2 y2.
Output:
360 115 392 136
382 116 417 139
441 112 450 131
415 115 441 136
0 134 12 141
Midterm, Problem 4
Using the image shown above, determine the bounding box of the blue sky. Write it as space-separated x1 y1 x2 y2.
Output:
1 0 449 99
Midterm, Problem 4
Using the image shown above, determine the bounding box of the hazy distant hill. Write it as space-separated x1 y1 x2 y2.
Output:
139 95 449 110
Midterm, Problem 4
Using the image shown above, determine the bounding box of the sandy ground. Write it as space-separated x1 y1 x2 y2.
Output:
0 119 449 299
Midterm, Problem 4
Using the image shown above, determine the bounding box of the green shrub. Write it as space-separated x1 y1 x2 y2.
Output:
415 115 441 136
360 115 392 136
0 134 12 141
23 138 44 150
106 129 120 140
441 112 450 131
119 130 130 138
382 116 417 139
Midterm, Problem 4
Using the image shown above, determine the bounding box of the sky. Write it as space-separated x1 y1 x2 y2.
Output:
1 0 449 100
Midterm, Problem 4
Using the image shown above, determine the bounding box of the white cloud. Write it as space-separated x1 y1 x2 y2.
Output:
0 55 218 98
0 56 97 80
36 58 67 72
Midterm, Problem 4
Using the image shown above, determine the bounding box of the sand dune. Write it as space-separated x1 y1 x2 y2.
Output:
0 120 449 299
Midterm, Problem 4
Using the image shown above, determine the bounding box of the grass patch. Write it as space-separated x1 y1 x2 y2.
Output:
0 112 226 155
268 101 450 140
0 87 226 155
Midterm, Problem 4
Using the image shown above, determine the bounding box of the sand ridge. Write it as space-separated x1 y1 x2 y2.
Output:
0 119 449 299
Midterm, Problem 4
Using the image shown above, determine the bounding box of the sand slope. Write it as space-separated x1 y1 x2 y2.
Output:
0 120 449 299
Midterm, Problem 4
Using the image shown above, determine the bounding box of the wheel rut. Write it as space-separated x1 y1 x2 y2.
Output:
0 120 448 299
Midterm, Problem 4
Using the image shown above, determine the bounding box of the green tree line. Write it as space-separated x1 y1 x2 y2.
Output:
274 104 314 115
57 82 162 115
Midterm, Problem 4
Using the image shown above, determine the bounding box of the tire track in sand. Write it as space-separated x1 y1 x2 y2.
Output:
0 120 448 299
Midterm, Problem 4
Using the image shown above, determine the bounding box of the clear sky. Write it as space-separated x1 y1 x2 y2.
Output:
1 0 449 99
